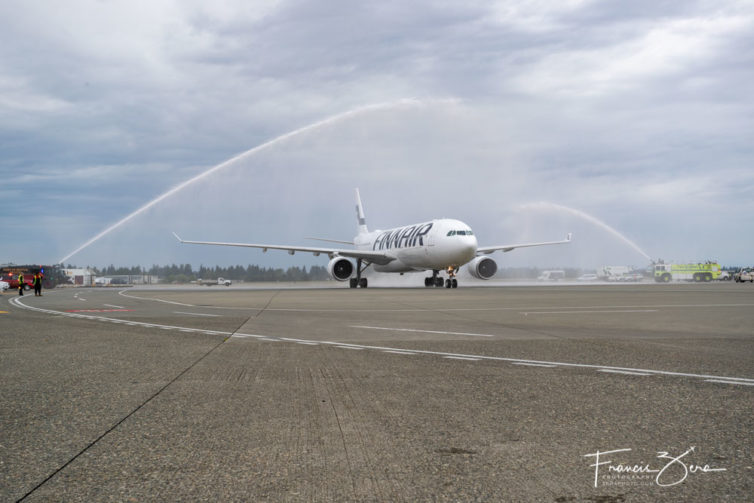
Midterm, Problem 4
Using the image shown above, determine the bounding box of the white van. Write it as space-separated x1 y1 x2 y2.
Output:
537 270 566 281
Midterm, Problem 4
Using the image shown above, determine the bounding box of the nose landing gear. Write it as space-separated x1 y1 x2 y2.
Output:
445 267 458 288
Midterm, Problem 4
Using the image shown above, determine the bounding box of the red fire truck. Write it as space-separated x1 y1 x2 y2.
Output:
1 268 39 291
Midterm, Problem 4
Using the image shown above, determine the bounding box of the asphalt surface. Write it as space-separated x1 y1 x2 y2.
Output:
1 282 752 502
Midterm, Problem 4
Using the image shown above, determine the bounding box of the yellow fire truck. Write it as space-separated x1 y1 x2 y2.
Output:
653 262 721 282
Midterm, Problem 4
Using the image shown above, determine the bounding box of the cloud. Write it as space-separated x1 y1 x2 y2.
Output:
487 0 595 32
0 0 752 268
511 14 752 97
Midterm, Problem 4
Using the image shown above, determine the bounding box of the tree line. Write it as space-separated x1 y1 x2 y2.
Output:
89 264 593 282
94 264 330 283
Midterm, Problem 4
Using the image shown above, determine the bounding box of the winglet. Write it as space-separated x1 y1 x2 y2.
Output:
172 232 184 243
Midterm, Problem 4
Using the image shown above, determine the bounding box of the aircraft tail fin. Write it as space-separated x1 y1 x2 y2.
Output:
355 188 368 235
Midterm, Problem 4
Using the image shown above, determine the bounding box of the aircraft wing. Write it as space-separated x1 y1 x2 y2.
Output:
305 237 354 245
476 233 572 255
173 233 395 265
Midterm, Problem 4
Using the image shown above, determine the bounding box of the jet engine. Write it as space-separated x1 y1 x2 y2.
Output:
327 257 354 281
467 256 497 280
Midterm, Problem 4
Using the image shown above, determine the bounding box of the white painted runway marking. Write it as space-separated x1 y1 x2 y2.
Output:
118 290 196 307
250 303 754 313
704 379 754 386
512 362 558 368
382 350 417 355
110 293 754 318
521 309 658 315
8 297 231 335
351 325 494 337
173 311 220 317
598 369 653 376
10 296 754 387
104 304 125 309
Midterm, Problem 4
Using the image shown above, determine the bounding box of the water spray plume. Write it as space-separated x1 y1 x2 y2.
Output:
519 202 652 261
59 98 443 264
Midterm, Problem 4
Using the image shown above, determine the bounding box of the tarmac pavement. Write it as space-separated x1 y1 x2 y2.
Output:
1 282 752 501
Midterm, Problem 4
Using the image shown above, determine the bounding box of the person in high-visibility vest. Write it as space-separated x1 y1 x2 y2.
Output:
33 272 43 296
18 273 24 296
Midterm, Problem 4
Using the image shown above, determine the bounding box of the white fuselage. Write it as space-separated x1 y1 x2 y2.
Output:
354 218 478 272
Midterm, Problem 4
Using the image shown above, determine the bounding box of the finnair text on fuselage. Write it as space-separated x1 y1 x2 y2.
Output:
372 222 433 250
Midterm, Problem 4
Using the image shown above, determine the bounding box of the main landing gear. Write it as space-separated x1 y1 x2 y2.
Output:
349 258 370 288
424 270 443 287
424 269 458 288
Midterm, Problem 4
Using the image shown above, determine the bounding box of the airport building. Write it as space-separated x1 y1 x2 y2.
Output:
63 268 96 286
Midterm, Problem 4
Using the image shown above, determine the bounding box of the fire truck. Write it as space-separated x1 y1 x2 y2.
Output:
653 261 721 282
0 268 36 291
0 265 62 291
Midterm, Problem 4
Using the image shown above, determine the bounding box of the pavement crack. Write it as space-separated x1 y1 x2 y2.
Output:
15 336 228 503
252 290 282 319
321 367 358 496
224 290 282 337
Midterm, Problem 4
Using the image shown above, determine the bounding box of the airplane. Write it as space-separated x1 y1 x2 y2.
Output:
173 189 571 288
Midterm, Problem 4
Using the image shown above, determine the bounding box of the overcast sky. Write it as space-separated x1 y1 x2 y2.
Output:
2 0 752 271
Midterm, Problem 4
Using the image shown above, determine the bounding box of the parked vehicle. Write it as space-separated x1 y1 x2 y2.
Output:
537 270 565 281
734 268 754 283
599 265 631 281
577 273 599 281
0 274 33 291
653 262 721 282
620 272 645 282
195 277 232 286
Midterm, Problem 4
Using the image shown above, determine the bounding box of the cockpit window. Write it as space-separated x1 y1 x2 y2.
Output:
447 230 474 236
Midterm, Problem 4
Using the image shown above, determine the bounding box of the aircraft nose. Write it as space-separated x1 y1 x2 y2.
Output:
469 234 478 249
459 235 478 261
